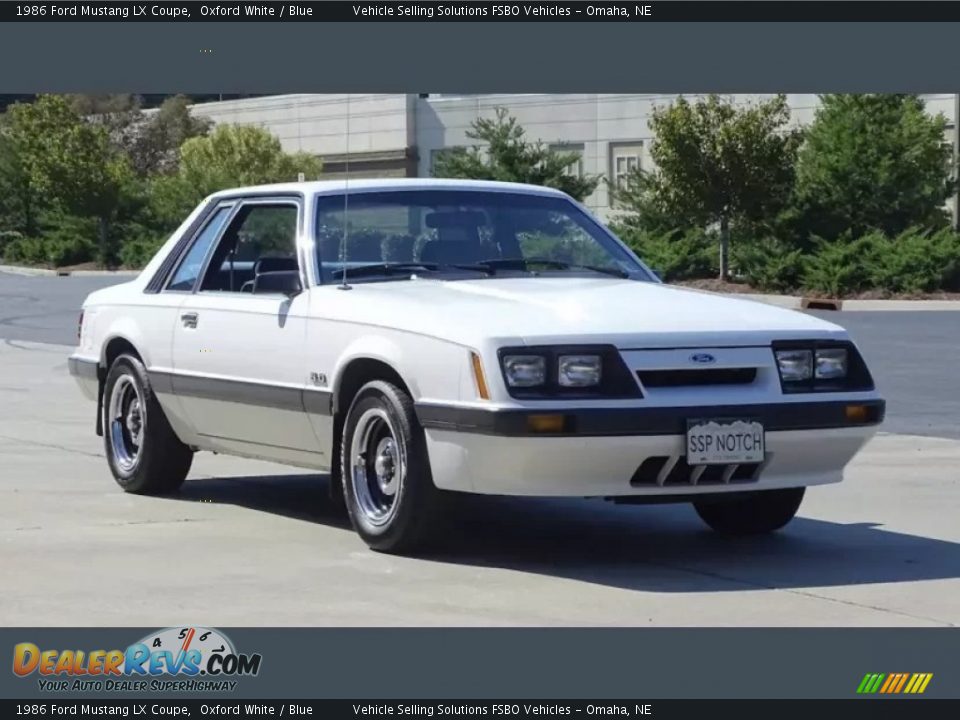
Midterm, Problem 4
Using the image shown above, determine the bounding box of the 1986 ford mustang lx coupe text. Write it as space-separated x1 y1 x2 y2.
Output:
69 179 885 553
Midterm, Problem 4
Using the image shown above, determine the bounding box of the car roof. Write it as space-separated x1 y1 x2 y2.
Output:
208 177 571 200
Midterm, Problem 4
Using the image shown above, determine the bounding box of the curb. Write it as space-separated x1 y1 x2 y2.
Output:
735 293 960 312
801 297 844 311
0 265 139 278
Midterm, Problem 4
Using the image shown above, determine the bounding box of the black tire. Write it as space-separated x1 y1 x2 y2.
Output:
326 435 347 516
340 379 443 553
694 487 805 536
103 353 193 495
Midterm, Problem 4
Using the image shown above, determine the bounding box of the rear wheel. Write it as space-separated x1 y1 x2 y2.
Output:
694 487 805 535
103 354 193 494
341 380 443 553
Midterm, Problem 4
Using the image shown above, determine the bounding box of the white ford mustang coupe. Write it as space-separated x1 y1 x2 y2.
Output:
69 179 885 553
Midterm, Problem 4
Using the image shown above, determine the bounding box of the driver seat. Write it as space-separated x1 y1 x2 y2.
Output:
240 256 299 292
420 227 486 265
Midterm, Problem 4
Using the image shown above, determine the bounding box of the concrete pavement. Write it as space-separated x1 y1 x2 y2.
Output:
0 339 957 626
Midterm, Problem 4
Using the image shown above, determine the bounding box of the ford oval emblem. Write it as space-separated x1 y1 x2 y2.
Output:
690 353 716 365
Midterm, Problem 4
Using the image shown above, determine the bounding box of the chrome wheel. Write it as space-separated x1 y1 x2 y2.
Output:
350 407 404 526
108 374 145 473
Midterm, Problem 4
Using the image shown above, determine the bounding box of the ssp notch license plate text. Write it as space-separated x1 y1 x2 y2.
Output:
686 418 765 466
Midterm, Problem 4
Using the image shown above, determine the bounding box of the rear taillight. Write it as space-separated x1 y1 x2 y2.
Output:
77 311 84 342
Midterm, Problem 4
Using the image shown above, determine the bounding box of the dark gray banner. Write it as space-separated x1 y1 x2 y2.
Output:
1 628 956 699
0 22 958 92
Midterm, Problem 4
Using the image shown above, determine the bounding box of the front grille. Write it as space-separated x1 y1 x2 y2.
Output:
630 456 762 487
637 368 757 388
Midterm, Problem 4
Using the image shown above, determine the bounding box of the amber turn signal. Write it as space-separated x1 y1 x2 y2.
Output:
845 404 872 423
471 352 490 400
526 414 566 433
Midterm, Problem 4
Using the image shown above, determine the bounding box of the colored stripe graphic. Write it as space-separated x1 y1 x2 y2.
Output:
904 674 920 693
858 673 933 694
858 673 878 694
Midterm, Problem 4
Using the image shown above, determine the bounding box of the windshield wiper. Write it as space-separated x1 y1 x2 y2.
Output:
335 259 629 281
458 257 630 279
335 262 441 280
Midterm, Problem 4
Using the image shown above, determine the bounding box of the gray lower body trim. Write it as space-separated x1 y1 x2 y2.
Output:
415 399 886 437
68 357 100 380
148 370 333 416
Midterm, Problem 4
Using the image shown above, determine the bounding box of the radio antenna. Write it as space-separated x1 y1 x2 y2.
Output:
338 93 352 290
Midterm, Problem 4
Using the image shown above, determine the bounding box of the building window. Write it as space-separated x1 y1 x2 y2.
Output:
550 143 585 178
609 142 644 191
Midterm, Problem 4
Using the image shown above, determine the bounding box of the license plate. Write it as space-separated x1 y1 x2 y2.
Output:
686 418 765 466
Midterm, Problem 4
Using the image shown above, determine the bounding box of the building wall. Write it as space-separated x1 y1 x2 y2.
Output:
189 93 417 178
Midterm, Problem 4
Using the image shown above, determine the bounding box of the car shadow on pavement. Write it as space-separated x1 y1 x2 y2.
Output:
175 473 960 594
177 473 352 530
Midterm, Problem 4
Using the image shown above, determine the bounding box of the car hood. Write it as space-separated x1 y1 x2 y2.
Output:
325 277 849 348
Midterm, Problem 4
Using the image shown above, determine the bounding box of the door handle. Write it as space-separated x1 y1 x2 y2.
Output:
181 312 198 329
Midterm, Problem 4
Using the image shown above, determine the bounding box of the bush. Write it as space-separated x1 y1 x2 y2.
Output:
0 230 23 257
2 234 95 267
617 227 717 282
866 227 960 294
801 234 880 296
3 236 48 265
119 235 166 269
46 235 96 267
798 228 960 296
733 237 804 292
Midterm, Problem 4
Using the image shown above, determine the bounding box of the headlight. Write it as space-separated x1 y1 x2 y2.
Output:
771 341 874 393
558 354 602 387
815 348 848 379
497 345 642 399
775 349 813 382
502 355 546 387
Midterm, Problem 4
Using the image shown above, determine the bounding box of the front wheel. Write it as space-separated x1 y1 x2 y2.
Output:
341 380 444 554
103 354 193 494
694 487 805 535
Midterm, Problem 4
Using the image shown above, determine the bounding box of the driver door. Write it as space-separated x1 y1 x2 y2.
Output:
170 196 325 465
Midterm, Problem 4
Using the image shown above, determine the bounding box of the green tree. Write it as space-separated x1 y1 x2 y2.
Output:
613 94 802 280
150 124 322 225
128 95 212 177
0 114 43 237
6 95 136 265
791 94 954 241
67 94 211 178
431 107 600 202
66 93 142 148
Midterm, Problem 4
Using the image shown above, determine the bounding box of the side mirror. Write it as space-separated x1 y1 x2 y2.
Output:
253 270 302 298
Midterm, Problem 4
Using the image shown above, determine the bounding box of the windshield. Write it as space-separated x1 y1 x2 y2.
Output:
314 189 652 283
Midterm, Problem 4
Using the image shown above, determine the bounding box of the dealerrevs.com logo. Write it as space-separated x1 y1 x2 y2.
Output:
13 627 262 692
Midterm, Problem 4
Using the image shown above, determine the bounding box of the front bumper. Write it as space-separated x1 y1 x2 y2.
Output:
418 399 884 496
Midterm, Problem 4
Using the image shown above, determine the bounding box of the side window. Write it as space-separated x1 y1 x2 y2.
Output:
166 206 232 292
199 203 299 293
